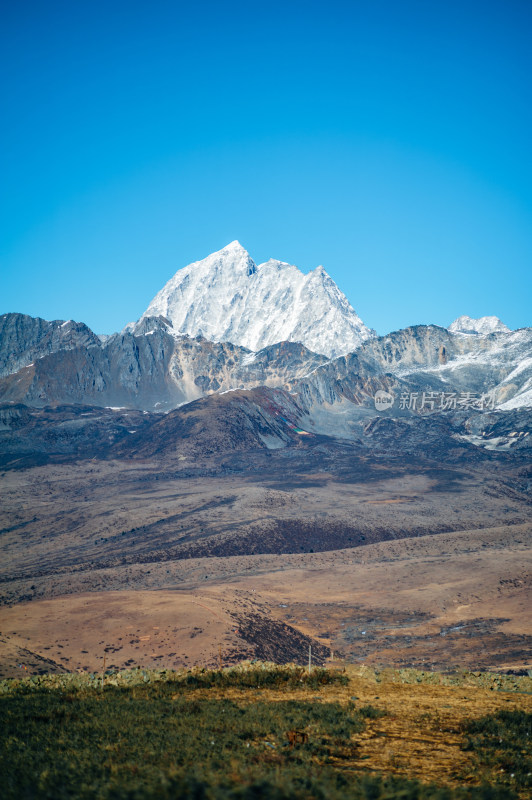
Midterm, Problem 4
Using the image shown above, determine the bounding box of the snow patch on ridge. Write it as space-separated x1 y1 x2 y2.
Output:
448 315 511 335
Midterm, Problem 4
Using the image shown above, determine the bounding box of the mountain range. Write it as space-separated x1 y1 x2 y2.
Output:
0 241 530 465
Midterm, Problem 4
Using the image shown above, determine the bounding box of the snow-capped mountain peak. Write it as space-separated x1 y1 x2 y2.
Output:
448 315 511 335
140 242 375 358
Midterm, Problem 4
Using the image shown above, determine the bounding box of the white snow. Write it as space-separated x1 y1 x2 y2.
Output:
498 379 532 410
258 433 287 450
393 330 532 401
498 356 532 384
448 315 511 335
138 241 375 358
456 433 516 451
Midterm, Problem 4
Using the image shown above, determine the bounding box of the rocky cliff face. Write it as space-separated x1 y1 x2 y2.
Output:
0 313 326 410
0 313 101 378
1 313 531 420
290 324 532 413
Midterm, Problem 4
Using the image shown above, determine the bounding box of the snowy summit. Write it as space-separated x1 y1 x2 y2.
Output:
448 315 511 335
140 241 375 358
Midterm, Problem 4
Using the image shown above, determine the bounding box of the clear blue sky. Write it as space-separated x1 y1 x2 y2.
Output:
1 0 531 335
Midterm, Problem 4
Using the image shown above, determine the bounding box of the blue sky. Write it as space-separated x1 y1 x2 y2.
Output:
1 0 531 335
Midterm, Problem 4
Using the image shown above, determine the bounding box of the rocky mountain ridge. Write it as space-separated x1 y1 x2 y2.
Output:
0 313 100 378
0 312 327 410
1 308 531 467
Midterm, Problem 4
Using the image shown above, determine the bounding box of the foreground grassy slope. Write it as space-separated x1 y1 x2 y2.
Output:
1 663 531 800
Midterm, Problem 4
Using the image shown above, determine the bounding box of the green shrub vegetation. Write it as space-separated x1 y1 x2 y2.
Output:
357 704 387 720
0 664 522 800
0 662 349 696
462 710 532 792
